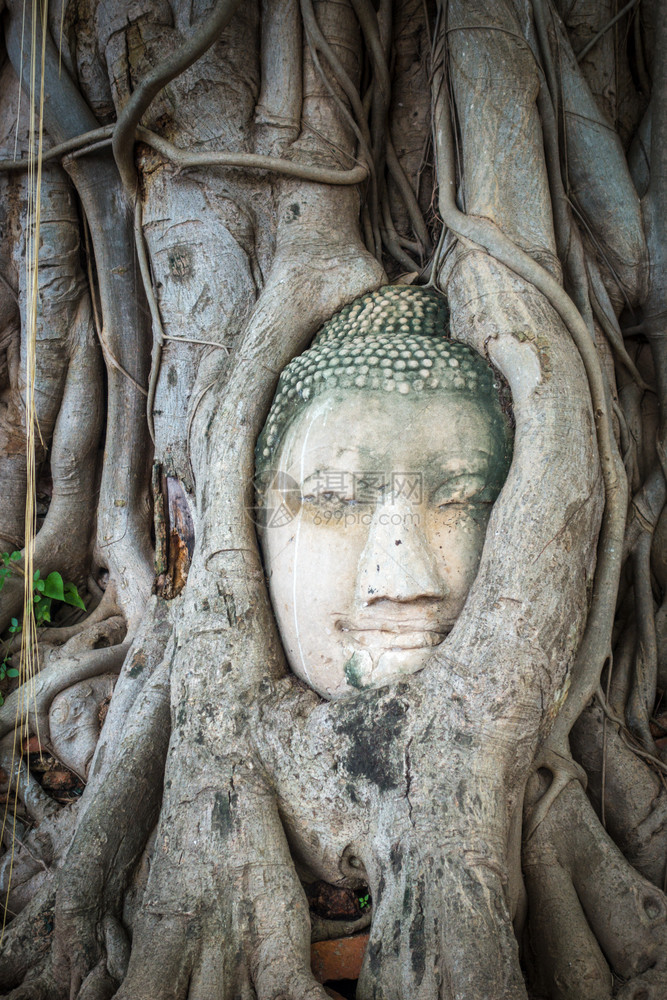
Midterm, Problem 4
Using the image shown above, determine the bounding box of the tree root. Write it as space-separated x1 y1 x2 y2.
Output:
522 750 587 842
31 658 170 998
0 293 103 635
48 673 117 779
615 968 667 1000
112 0 244 195
6 0 155 629
0 634 127 742
524 778 667 999
433 0 627 765
0 881 56 992
0 122 370 185
571 700 667 888
0 736 61 826
0 800 78 921
33 591 120 648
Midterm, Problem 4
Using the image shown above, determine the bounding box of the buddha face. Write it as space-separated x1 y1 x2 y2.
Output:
258 386 511 699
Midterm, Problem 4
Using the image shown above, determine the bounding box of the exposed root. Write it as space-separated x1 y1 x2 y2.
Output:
112 0 244 195
0 798 78 920
37 659 170 998
432 4 627 765
523 751 587 842
75 961 116 1000
48 673 117 779
571 700 667 888
524 779 667 998
0 736 61 825
46 617 126 658
0 881 55 991
34 591 120 648
0 3 664 999
0 638 127 742
615 969 667 999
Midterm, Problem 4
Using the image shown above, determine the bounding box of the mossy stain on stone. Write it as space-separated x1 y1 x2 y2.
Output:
344 653 366 689
336 697 407 791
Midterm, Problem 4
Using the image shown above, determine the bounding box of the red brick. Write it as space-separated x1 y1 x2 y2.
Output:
311 932 369 984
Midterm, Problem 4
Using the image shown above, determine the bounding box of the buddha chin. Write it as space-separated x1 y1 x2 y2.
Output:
342 644 438 691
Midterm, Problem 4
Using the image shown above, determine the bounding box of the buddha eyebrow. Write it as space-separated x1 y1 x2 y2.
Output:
436 463 491 478
431 454 493 477
300 470 357 490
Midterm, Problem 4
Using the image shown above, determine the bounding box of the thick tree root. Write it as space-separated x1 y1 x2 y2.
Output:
524 778 667 999
1 5 663 1000
0 737 61 826
0 602 175 999
0 881 55 991
571 700 667 887
0 294 103 635
32 657 170 999
48 674 117 778
34 592 121 648
0 633 127 742
0 800 78 921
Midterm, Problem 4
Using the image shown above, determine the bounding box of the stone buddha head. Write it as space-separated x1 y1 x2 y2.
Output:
255 286 513 699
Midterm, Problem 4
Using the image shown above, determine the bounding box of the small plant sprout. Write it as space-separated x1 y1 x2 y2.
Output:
0 555 86 705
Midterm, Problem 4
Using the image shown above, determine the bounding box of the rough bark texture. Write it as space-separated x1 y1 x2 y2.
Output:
0 1 665 998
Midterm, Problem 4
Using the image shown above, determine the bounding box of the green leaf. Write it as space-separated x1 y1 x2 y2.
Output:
8 618 20 634
10 551 21 562
63 582 86 610
6 668 19 678
34 578 45 594
35 598 52 625
33 570 40 582
42 572 65 601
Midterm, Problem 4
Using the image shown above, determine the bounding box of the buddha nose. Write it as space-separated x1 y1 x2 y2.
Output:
355 493 446 605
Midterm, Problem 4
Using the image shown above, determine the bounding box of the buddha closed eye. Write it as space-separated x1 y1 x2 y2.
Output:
255 286 513 699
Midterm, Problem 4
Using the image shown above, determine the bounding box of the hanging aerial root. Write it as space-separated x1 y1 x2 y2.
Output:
300 0 379 253
0 124 369 185
350 0 432 265
112 0 244 195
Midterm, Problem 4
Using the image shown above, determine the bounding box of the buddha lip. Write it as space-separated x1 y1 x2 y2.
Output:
337 623 450 649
